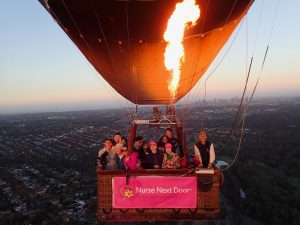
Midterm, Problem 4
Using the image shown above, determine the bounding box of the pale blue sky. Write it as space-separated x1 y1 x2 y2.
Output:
0 0 299 114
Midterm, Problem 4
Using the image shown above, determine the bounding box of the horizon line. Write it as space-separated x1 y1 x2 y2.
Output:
1 95 299 116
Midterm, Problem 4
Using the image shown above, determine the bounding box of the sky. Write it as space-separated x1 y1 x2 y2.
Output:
0 0 299 114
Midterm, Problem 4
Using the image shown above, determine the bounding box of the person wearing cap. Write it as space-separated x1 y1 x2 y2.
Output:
97 138 116 170
162 143 180 169
146 141 164 169
114 143 125 170
194 131 215 168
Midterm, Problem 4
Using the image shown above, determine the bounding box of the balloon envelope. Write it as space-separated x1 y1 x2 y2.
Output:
39 0 254 105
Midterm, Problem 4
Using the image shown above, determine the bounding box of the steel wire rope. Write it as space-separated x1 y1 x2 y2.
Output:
185 18 245 128
221 0 280 170
230 0 269 128
181 0 244 151
181 0 240 146
197 0 263 132
218 57 253 155
90 0 135 115
181 0 243 128
221 17 251 171
220 0 279 157
247 0 279 105
62 0 130 114
190 2 259 133
234 45 269 132
179 0 211 113
183 16 251 171
234 0 279 130
59 0 132 121
178 0 211 143
43 0 131 120
251 0 265 58
180 18 244 154
184 19 244 110
182 0 240 118
124 1 137 111
200 0 241 130
221 105 246 172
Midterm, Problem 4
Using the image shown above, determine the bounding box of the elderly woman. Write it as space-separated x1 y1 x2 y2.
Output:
162 143 180 169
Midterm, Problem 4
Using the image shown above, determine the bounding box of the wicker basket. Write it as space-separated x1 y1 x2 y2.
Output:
97 169 221 221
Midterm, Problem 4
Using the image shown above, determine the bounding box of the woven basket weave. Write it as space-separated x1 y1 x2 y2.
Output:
97 169 221 221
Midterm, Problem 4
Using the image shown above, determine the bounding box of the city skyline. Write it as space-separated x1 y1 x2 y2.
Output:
1 0 300 114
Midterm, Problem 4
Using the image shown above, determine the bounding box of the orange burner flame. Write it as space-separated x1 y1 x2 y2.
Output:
164 0 200 100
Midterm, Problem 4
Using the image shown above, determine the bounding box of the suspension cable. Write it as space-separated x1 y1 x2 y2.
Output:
182 0 246 125
90 0 135 114
220 16 251 171
178 0 211 140
181 0 211 112
182 0 240 114
181 0 244 142
221 106 246 171
43 0 130 119
181 1 248 145
219 56 253 155
249 0 279 104
59 0 133 121
186 18 245 125
221 0 280 170
124 1 136 108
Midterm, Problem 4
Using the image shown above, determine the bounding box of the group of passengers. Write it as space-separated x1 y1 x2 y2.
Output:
97 129 215 170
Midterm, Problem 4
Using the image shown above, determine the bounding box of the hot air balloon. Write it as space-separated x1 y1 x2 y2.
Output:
39 0 253 221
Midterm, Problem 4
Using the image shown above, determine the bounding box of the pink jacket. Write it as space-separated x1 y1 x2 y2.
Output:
124 152 139 170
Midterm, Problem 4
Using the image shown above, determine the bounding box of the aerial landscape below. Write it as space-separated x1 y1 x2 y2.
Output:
0 97 299 225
